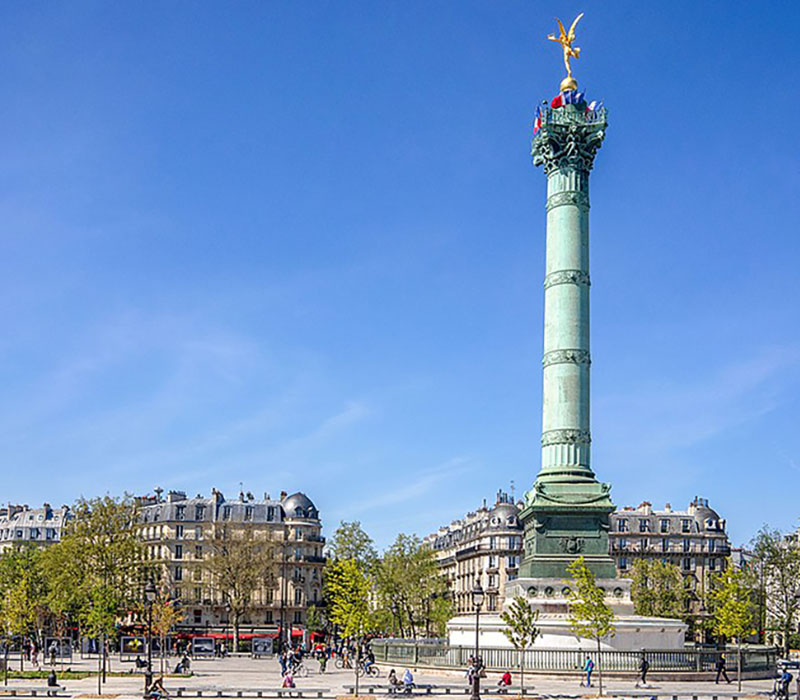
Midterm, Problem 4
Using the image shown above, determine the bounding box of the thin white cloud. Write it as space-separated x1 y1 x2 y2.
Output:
595 344 799 453
336 456 474 519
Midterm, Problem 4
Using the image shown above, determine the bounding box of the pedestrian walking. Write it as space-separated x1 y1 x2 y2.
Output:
635 652 650 688
715 653 731 684
279 650 288 676
317 646 327 673
580 655 594 687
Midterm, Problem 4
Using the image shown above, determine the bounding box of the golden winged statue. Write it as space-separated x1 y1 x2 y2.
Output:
547 13 584 91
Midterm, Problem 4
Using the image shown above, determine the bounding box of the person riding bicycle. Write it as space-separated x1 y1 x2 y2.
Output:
363 648 376 675
777 669 793 699
147 675 169 700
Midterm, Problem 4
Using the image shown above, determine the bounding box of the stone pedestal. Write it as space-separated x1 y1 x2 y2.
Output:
447 613 686 651
448 576 686 651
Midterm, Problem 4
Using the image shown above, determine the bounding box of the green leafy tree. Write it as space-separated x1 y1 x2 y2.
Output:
0 572 39 670
710 564 756 691
376 534 451 638
500 596 540 692
750 527 800 655
327 521 378 569
0 548 48 671
40 496 143 686
43 496 143 614
82 585 119 694
150 594 184 673
325 559 377 696
567 557 616 696
204 526 277 652
630 559 686 619
305 605 326 636
40 536 91 630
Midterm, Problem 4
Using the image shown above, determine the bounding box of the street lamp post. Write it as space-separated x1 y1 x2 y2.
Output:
144 579 156 696
471 579 484 700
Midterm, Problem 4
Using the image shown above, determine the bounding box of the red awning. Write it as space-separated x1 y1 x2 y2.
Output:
204 633 276 640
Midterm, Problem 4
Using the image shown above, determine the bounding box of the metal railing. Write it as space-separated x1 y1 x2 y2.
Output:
372 641 778 674
538 105 607 128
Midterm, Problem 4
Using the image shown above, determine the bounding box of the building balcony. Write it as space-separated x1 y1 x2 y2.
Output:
303 555 326 564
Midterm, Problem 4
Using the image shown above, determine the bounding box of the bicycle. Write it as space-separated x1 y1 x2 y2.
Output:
770 678 791 700
357 661 381 678
291 661 310 678
335 656 352 670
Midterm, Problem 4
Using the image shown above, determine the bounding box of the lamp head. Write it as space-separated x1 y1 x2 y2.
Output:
144 579 157 604
471 580 485 609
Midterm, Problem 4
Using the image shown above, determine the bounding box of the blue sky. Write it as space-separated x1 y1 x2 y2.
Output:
1 1 799 549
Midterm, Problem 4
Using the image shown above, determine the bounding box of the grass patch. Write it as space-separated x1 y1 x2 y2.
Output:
2 670 193 680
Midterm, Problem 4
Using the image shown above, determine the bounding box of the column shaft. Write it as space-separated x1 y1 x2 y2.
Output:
540 169 593 481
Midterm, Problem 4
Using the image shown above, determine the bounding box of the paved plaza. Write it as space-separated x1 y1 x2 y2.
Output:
0 655 784 699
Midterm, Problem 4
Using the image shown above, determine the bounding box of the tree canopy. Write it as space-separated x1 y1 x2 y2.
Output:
630 559 686 619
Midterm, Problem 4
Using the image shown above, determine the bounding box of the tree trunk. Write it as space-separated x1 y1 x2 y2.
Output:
520 648 525 696
596 637 603 697
234 614 240 654
97 644 102 695
354 644 360 697
784 621 791 659
737 642 742 692
406 603 417 639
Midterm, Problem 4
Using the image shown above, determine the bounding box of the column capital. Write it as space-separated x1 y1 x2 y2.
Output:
532 105 606 174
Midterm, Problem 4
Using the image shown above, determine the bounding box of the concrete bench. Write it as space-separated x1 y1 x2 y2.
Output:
344 686 537 697
173 688 327 698
0 687 66 698
344 684 443 695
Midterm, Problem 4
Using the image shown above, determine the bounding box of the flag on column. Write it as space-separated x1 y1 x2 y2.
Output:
551 89 586 109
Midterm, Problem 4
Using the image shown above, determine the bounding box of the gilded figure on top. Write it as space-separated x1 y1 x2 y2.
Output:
547 13 583 91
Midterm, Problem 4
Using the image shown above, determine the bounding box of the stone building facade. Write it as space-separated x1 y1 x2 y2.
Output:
137 488 325 638
0 503 71 552
429 494 731 633
608 497 731 634
423 491 522 615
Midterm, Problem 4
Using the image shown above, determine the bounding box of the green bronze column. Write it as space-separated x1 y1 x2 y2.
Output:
518 102 617 581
